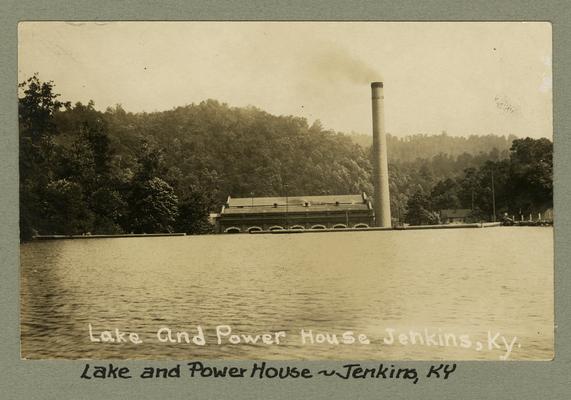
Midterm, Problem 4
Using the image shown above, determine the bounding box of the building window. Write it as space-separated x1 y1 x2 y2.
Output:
332 224 347 229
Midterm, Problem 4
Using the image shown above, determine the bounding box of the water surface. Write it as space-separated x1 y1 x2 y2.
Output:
20 227 553 360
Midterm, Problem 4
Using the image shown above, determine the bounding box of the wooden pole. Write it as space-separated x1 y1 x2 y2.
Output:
491 168 496 222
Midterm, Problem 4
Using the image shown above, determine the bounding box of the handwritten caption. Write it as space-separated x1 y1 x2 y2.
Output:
80 361 457 384
88 324 520 360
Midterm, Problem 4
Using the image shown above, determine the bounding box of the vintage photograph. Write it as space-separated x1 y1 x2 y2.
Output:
19 22 553 360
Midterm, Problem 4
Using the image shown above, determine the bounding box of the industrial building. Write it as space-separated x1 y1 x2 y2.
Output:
216 193 374 233
217 82 391 233
439 209 474 224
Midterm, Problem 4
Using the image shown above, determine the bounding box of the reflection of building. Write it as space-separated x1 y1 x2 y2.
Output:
440 209 473 224
217 193 374 233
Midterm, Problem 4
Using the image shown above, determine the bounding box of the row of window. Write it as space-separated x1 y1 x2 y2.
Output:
223 223 370 233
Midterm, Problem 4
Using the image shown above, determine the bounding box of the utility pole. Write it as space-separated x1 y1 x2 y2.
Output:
284 183 289 228
491 168 496 222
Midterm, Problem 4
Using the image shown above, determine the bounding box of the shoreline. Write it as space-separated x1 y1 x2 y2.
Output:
32 233 187 241
27 222 553 241
27 222 549 241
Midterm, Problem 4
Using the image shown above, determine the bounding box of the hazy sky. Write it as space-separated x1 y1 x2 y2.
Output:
18 22 552 138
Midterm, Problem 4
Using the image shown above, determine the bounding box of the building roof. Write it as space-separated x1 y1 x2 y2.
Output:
220 193 371 215
440 209 473 218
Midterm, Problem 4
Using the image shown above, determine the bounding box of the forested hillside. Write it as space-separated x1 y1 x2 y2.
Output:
18 76 553 240
349 132 516 162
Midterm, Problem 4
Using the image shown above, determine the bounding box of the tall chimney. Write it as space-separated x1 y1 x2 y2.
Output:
371 82 392 228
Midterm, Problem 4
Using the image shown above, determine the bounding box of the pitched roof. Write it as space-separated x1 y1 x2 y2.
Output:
221 193 371 215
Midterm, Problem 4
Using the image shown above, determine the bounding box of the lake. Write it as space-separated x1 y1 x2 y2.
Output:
20 227 553 360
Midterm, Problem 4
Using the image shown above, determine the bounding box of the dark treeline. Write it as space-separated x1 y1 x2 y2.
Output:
392 137 552 225
19 76 553 240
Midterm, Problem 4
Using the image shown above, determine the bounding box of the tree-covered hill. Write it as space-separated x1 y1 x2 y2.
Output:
18 76 553 240
348 132 516 163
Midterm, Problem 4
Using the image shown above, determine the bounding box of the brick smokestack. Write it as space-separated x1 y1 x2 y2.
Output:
371 82 391 228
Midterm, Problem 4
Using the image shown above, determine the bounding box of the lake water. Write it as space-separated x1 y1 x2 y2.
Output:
20 227 553 360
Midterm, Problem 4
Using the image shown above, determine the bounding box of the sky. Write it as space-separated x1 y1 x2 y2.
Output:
18 22 552 139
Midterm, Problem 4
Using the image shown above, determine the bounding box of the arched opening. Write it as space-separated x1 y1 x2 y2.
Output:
332 224 347 229
353 223 369 229
290 225 305 230
247 226 263 233
224 227 241 233
311 224 326 230
269 225 285 231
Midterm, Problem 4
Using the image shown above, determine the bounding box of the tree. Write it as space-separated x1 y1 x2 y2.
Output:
18 74 70 142
133 140 167 183
18 75 69 241
508 138 553 213
88 187 127 234
405 189 439 225
127 177 179 233
42 179 94 235
175 191 213 234
449 138 552 219
430 178 461 211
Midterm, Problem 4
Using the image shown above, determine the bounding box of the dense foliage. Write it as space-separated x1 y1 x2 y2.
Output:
18 76 553 240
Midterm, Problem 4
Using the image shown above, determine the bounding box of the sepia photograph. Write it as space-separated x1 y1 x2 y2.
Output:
18 21 553 361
